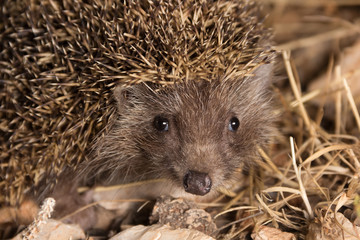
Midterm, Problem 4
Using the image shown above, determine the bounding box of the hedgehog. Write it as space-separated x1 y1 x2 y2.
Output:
0 0 275 224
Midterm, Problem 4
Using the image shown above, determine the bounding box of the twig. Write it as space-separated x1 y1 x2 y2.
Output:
282 51 315 136
23 198 56 240
290 137 314 219
343 77 360 131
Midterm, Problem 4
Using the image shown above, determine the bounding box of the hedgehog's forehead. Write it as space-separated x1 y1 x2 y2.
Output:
153 80 238 116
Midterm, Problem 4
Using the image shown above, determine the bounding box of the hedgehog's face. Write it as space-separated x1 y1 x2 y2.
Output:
114 68 273 197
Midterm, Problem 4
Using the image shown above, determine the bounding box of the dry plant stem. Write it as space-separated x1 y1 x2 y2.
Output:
275 28 358 51
316 56 334 127
214 206 259 219
59 199 147 222
295 138 313 160
267 192 305 210
228 222 256 240
282 51 315 137
249 167 255 206
312 151 341 181
263 186 302 196
300 144 352 167
78 178 167 193
279 192 304 213
23 198 56 240
256 194 302 230
343 77 360 131
223 190 246 210
304 170 329 201
214 206 258 219
136 201 152 213
347 149 360 173
257 147 284 179
316 138 349 165
335 66 342 135
338 154 357 173
324 193 344 220
290 137 314 219
290 90 321 108
217 187 237 198
213 210 264 234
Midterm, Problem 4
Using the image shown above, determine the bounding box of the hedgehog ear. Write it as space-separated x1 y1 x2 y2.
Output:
253 63 274 88
114 84 136 112
244 63 274 90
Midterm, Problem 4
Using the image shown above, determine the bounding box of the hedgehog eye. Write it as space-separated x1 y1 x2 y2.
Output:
228 117 240 132
153 116 169 132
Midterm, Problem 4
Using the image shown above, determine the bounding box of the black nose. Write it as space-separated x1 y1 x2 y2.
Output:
183 170 212 196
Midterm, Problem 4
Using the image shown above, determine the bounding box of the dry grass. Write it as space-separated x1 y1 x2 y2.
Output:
204 61 360 239
210 3 360 237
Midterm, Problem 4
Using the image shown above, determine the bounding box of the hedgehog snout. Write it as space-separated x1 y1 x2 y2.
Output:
183 170 212 196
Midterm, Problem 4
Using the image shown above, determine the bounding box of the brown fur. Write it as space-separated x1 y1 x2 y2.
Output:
83 64 276 198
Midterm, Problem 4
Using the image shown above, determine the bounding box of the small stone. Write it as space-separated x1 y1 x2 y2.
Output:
150 196 217 236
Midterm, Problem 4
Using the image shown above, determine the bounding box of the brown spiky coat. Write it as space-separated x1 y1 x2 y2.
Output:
0 0 274 206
